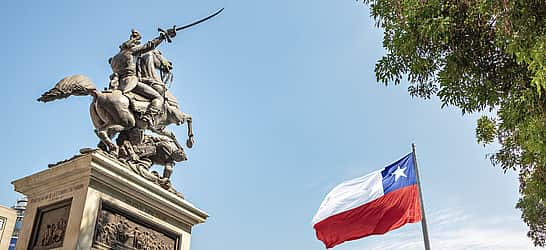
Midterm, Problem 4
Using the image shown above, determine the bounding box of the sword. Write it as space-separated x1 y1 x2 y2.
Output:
159 8 224 43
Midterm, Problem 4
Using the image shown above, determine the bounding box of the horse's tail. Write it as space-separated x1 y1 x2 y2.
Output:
37 74 98 103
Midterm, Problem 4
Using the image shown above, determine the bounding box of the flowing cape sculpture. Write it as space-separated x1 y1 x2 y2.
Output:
37 9 223 195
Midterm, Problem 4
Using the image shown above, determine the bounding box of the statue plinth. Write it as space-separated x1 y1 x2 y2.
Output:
12 150 208 250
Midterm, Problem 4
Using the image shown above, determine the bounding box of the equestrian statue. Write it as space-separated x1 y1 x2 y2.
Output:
37 8 223 195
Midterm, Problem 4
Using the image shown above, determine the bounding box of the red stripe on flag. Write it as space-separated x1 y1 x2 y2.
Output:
313 184 422 248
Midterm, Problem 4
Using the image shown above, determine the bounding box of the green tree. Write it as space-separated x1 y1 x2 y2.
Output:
360 0 546 246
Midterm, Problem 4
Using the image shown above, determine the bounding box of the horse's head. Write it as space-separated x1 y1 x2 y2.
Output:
151 50 173 74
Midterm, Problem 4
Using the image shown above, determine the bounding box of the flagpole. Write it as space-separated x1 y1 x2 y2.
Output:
412 143 431 250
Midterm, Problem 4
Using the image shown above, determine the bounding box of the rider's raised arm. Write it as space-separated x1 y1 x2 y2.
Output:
132 35 165 55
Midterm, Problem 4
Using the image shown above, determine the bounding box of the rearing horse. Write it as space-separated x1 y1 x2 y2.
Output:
37 50 194 156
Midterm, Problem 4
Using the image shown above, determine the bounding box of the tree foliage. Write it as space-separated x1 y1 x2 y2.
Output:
361 0 546 246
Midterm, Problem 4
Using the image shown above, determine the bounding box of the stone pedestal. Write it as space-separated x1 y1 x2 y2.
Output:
12 150 208 250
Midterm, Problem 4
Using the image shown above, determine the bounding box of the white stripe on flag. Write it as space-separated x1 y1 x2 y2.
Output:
312 169 385 224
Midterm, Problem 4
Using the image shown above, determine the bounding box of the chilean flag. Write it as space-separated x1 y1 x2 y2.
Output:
312 153 422 248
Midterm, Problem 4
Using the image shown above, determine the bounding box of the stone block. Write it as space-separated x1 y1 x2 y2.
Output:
12 150 207 250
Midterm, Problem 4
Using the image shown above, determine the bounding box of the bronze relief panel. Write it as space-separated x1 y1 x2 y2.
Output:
29 199 71 250
93 203 179 250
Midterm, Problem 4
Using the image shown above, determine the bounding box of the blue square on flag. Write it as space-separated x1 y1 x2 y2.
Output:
381 153 417 195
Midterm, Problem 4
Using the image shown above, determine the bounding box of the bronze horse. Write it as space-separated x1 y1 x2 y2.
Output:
38 50 193 156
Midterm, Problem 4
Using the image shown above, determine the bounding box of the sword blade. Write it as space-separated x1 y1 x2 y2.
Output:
175 8 224 31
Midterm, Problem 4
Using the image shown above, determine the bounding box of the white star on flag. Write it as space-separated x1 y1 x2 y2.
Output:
392 166 407 181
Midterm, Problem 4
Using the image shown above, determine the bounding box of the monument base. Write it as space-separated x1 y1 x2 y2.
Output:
12 150 208 250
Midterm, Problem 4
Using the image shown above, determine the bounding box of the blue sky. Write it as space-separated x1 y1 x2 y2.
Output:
1 1 539 249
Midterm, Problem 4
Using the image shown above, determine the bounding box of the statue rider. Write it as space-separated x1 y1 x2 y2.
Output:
109 29 174 126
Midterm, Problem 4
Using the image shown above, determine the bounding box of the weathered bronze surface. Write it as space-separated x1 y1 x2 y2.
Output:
36 10 222 195
93 204 178 250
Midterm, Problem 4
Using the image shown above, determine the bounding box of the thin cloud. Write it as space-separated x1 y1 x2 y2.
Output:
334 207 537 250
